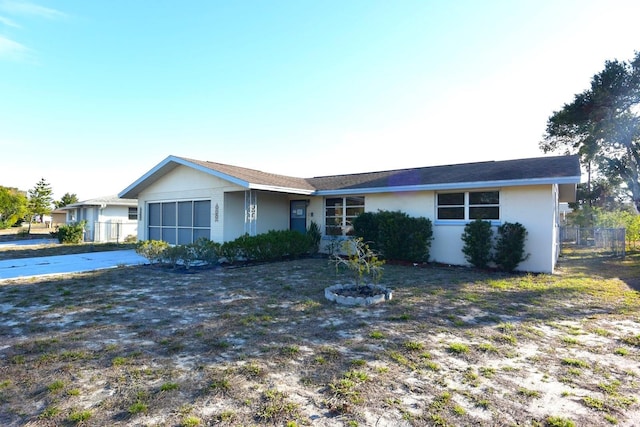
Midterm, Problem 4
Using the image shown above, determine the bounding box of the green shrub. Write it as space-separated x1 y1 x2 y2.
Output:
461 219 493 269
135 240 169 264
352 210 433 262
57 220 86 244
191 237 220 265
220 239 244 264
306 220 321 254
227 230 314 263
493 222 529 272
163 244 196 269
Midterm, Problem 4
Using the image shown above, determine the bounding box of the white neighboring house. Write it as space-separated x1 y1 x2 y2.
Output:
119 155 581 273
59 196 138 243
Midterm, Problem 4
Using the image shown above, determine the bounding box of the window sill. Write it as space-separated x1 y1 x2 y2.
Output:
434 220 502 226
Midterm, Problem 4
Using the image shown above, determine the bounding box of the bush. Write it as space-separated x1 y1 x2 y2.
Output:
226 230 314 263
494 222 529 272
461 219 493 269
57 221 86 244
135 240 170 264
353 210 433 263
306 221 322 254
191 237 221 266
163 244 196 269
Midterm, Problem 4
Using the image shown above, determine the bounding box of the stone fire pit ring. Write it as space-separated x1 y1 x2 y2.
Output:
324 284 393 306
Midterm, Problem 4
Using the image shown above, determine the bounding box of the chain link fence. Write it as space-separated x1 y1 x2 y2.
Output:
560 226 626 257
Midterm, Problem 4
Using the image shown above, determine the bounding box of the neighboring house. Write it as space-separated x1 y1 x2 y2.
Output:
59 196 138 243
119 155 581 273
50 209 67 228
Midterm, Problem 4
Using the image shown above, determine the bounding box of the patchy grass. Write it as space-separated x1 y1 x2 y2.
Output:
0 247 638 426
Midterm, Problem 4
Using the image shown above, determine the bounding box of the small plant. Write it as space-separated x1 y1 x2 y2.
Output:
39 406 61 419
47 380 65 394
257 389 301 424
160 382 179 392
517 387 541 398
279 345 300 357
403 341 424 351
447 342 469 354
68 409 92 424
331 237 385 286
614 347 629 356
181 415 202 427
128 401 148 414
545 416 576 427
561 358 589 368
369 330 385 339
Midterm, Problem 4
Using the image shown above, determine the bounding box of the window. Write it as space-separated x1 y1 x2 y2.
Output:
437 191 499 221
325 196 364 236
148 200 211 244
128 207 138 221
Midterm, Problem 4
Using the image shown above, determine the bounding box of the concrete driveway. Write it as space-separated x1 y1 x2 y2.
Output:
0 249 148 281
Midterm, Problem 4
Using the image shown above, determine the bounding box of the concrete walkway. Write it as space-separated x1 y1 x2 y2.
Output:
0 250 148 281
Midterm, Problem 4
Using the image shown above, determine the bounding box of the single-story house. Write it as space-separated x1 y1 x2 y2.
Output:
49 209 68 228
119 155 581 273
58 195 138 243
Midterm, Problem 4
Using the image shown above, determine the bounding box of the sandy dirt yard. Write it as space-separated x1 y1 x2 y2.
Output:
0 245 639 426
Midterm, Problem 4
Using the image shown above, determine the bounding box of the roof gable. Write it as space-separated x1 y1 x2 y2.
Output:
119 155 581 199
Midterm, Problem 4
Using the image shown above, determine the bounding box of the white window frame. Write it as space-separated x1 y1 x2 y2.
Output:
324 196 365 236
436 190 500 223
147 200 211 244
128 207 138 221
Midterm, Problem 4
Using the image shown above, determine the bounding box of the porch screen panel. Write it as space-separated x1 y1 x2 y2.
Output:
177 201 193 245
194 201 210 227
178 202 192 226
147 200 211 245
177 228 192 245
148 203 161 240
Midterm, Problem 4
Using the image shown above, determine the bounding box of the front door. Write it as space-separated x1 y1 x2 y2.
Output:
290 200 307 234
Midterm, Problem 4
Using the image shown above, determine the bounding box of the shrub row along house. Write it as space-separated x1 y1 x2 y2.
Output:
119 155 581 273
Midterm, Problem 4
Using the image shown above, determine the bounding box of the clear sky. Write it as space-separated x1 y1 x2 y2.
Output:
1 0 639 201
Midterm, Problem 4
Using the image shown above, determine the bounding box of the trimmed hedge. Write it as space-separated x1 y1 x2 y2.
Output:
352 210 433 263
135 229 316 268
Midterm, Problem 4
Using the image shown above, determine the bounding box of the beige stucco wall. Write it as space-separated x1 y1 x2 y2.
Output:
136 165 243 242
312 184 558 273
133 163 560 272
136 166 295 243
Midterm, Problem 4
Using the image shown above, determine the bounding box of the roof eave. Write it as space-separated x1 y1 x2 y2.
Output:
313 176 582 196
249 183 315 195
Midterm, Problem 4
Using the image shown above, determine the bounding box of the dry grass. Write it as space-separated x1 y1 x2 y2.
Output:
0 244 639 426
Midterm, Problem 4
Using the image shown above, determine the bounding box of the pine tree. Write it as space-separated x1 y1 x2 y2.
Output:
27 178 53 234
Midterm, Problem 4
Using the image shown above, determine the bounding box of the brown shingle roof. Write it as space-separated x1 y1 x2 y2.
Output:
179 157 316 191
306 155 581 191
120 154 581 199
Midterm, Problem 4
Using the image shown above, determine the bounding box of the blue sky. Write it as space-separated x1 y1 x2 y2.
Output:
1 0 639 200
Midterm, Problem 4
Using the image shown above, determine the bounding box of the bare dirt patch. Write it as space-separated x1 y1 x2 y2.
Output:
0 249 639 426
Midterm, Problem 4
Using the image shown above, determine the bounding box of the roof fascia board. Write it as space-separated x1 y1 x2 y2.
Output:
248 184 315 195
313 176 582 196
